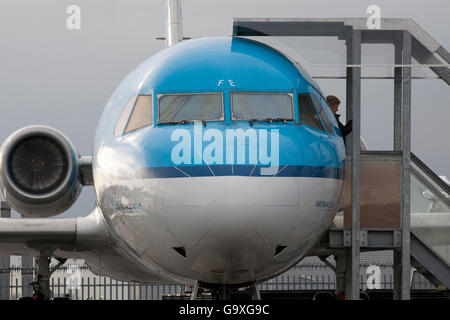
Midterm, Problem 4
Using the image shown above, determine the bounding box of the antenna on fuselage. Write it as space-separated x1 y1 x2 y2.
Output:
157 0 190 46
165 0 183 46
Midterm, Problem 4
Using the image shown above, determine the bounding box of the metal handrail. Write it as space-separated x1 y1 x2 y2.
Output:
411 152 450 202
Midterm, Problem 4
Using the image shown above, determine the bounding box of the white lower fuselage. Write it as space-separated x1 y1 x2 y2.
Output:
97 175 342 286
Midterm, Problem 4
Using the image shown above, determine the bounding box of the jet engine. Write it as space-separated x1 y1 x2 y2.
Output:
0 126 82 217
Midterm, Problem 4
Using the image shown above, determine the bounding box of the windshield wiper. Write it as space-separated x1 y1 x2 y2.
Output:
160 120 208 126
271 117 290 124
249 118 291 126
160 120 193 125
249 118 274 126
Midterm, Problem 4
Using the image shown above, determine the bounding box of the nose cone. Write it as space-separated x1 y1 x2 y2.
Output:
187 203 299 284
158 172 337 284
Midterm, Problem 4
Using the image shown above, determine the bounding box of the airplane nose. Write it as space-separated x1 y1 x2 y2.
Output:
162 175 302 283
184 201 302 284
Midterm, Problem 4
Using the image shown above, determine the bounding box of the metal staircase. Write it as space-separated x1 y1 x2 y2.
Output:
233 16 450 299
409 153 450 290
324 151 450 291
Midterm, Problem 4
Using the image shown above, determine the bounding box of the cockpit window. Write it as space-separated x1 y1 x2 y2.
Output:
124 95 153 133
298 93 324 131
311 94 333 133
231 92 294 120
158 93 223 122
114 95 136 136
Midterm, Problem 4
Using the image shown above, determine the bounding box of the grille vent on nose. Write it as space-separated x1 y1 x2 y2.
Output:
172 246 186 258
274 245 287 256
8 136 68 195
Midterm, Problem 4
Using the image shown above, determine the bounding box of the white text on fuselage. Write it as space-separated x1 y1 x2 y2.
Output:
171 123 279 175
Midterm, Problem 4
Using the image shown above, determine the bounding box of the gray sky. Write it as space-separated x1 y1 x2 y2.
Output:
0 0 449 217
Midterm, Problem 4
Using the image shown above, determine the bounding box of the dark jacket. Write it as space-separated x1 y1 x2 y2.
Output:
335 113 352 138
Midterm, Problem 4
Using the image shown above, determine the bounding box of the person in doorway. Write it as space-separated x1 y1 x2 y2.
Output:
326 95 352 140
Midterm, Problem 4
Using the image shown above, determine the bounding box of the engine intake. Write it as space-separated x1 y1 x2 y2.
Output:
0 126 82 217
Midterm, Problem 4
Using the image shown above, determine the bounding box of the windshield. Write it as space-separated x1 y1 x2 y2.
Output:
158 93 223 122
231 93 294 120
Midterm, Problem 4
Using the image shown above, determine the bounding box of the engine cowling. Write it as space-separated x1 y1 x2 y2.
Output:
0 126 82 217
